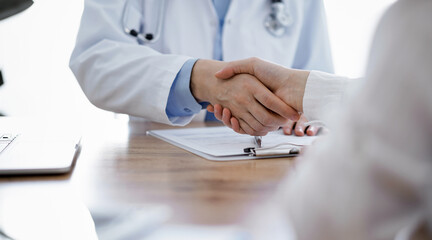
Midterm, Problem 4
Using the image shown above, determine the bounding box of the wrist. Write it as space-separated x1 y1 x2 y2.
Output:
190 59 227 103
292 70 309 112
276 69 309 113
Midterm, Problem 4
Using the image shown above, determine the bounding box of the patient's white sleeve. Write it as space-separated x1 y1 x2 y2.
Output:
302 71 354 121
249 1 432 239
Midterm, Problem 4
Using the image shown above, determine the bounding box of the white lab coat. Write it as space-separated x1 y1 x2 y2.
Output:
70 0 332 125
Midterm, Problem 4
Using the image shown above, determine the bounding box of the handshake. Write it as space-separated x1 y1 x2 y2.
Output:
190 58 318 136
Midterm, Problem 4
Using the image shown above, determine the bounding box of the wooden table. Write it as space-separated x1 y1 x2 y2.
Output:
1 118 430 240
0 119 295 226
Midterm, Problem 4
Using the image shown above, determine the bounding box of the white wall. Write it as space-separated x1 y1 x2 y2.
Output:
0 0 396 119
0 0 110 119
324 0 396 77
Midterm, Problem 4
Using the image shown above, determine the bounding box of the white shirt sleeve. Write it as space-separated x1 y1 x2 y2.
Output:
302 71 355 121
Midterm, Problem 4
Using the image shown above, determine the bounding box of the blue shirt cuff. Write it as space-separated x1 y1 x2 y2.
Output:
166 59 203 118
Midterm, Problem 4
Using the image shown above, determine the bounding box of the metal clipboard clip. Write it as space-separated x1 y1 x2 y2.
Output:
244 142 302 157
244 120 326 157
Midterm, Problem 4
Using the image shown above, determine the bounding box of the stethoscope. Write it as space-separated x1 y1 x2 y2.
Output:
122 0 293 44
264 0 293 37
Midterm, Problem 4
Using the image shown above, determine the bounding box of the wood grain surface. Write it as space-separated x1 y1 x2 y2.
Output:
0 119 295 225
1 118 429 239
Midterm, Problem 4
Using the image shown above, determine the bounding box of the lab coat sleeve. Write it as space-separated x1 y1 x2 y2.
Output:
69 0 194 125
250 1 432 239
291 0 334 73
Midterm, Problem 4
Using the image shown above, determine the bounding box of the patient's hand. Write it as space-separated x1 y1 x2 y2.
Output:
215 57 310 112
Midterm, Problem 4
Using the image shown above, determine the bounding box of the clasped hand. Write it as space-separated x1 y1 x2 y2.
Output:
191 58 319 136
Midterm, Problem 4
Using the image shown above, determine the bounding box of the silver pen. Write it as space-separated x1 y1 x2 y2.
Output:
254 136 262 148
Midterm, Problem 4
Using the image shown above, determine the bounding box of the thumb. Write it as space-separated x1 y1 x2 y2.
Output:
215 58 257 79
214 65 237 79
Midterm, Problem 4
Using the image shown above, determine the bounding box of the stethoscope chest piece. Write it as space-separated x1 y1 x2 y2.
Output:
123 0 292 42
264 1 293 37
122 0 166 44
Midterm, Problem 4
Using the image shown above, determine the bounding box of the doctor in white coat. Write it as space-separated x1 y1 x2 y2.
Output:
70 0 333 135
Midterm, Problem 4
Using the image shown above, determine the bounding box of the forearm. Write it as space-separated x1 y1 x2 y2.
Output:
70 39 192 124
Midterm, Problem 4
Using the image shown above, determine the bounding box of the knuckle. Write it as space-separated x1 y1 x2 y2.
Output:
261 115 273 126
240 78 252 89
261 94 276 109
260 93 270 104
268 126 279 132
233 94 243 104
245 129 254 135
263 113 284 127
254 125 265 133
249 57 259 65
261 114 278 126
277 116 289 125
237 96 250 106
247 125 260 135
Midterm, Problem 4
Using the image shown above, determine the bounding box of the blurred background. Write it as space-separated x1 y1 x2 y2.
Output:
0 0 396 119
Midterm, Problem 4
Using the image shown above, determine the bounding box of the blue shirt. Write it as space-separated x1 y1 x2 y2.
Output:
165 0 231 120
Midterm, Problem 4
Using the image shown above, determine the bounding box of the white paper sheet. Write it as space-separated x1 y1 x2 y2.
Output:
147 127 317 161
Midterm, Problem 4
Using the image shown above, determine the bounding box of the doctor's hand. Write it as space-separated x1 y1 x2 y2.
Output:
208 104 320 136
191 59 299 136
280 113 320 136
215 57 310 113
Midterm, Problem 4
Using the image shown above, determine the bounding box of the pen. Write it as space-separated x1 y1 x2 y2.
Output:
254 136 262 148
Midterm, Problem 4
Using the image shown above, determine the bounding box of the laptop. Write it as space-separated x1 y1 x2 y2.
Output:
0 126 81 175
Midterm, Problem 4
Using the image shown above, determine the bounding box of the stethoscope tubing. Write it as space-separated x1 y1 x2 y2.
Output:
122 0 291 43
122 0 166 43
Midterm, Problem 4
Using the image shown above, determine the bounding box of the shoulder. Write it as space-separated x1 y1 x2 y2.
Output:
371 0 432 54
380 0 432 32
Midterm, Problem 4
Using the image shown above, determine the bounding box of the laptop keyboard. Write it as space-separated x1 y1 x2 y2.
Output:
0 134 18 153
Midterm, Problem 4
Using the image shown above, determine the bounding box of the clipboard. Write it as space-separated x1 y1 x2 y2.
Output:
147 126 318 161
